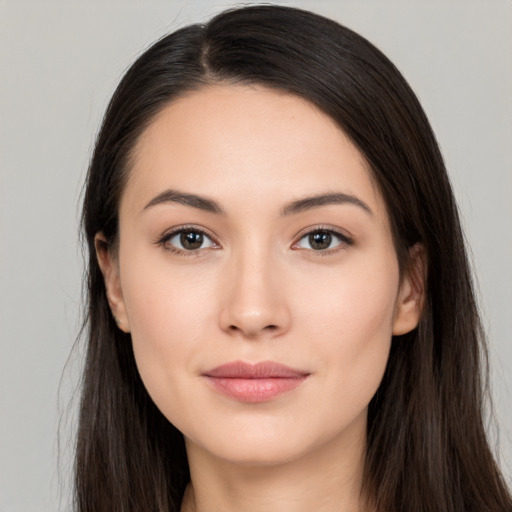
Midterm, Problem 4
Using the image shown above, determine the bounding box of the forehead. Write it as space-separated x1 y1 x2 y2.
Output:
123 84 385 219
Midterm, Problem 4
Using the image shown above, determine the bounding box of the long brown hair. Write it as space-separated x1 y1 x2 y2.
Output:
77 5 511 511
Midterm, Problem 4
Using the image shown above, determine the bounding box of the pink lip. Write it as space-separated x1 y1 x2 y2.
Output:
202 360 310 403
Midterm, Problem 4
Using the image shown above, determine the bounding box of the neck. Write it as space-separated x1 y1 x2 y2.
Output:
180 418 372 512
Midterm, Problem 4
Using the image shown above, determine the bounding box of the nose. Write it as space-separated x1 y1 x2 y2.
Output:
218 248 291 340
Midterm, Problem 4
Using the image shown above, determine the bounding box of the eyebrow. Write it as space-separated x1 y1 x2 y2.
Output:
281 192 372 217
142 189 372 217
142 189 225 214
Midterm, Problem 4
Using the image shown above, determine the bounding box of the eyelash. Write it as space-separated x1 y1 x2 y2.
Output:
156 225 219 258
156 225 353 257
292 225 353 256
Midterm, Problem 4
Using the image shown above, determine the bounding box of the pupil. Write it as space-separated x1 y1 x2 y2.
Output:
181 231 203 250
309 231 331 250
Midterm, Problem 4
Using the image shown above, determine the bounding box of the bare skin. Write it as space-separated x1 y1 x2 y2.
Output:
96 85 424 512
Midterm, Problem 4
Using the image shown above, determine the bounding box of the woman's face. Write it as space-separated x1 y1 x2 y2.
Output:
98 84 422 466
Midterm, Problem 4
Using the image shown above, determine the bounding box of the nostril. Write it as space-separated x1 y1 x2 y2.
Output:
227 323 279 335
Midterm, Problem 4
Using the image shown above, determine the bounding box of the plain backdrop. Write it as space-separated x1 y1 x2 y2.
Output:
1 1 511 510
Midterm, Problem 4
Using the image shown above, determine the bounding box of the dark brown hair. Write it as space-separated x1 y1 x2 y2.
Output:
77 5 511 511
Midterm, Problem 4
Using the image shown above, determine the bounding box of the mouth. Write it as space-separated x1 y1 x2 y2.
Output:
202 360 310 403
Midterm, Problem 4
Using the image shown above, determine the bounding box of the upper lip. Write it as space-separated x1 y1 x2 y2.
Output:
203 360 310 379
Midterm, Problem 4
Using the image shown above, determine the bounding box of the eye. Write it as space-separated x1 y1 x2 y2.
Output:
293 228 352 253
159 227 218 254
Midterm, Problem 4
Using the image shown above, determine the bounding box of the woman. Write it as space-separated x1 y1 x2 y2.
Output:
76 5 512 511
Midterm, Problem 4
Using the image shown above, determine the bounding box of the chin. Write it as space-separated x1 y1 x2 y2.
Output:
183 412 365 470
191 434 310 467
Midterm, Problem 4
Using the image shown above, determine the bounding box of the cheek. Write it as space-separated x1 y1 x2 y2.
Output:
298 249 399 337
119 251 218 414
295 253 398 404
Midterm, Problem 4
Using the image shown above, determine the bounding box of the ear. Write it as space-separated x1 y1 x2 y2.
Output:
392 243 427 336
95 233 130 333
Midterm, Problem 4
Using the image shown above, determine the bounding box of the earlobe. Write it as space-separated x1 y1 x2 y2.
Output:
94 233 130 333
392 243 427 336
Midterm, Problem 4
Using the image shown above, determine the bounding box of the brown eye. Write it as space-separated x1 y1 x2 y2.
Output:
309 231 332 250
180 230 204 250
293 228 351 252
163 228 217 252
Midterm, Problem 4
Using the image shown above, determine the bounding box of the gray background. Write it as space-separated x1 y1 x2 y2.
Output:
1 1 510 510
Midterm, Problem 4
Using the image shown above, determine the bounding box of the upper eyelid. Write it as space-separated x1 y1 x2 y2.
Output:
156 227 220 257
290 226 354 256
157 225 219 245
293 225 353 243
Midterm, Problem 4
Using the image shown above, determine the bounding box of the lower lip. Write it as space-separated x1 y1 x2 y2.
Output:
204 376 308 403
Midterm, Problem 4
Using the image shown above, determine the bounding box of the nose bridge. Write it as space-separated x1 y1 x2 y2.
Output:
219 236 290 338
